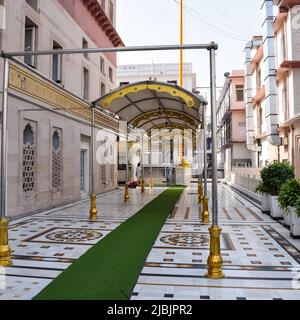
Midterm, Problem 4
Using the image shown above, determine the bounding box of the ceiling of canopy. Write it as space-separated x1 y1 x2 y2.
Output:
93 81 207 133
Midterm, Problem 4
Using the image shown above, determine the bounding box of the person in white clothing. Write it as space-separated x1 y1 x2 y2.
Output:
136 163 142 182
166 167 173 186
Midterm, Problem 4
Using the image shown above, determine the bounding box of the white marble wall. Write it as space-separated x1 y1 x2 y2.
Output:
0 0 120 218
6 94 118 218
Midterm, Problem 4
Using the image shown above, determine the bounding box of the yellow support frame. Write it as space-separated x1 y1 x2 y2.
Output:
100 83 196 109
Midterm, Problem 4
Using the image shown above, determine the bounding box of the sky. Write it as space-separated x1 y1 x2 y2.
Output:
116 0 263 87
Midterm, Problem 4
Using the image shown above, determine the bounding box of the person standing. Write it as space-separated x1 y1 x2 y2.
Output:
166 167 173 186
136 162 142 184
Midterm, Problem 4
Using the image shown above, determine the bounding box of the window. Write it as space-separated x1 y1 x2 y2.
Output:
83 67 89 100
24 18 37 67
109 0 114 22
101 82 106 96
80 150 85 191
52 41 62 83
100 57 105 74
101 164 107 183
23 123 34 145
119 82 129 86
23 123 35 193
109 67 113 83
236 85 244 102
259 106 263 134
52 129 62 191
257 68 262 91
170 139 174 164
159 136 163 164
282 82 288 121
238 122 246 137
207 137 212 151
82 38 88 59
167 80 177 85
110 143 113 156
25 0 38 11
281 31 287 61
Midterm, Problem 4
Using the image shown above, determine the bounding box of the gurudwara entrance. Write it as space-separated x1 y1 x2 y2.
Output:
93 80 207 188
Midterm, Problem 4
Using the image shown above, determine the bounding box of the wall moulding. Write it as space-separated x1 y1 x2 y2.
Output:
8 63 119 132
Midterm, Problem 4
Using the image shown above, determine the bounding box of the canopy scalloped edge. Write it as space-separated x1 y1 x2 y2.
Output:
100 83 196 109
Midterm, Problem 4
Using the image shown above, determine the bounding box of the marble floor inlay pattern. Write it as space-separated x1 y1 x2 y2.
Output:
0 188 165 300
2 183 300 300
131 183 300 300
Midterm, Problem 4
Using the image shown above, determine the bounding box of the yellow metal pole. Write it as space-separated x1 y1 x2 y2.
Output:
149 134 153 192
141 131 145 194
124 183 130 202
0 219 11 266
198 182 204 204
124 126 130 202
0 58 12 267
180 0 183 87
89 106 97 220
141 178 145 194
202 196 210 224
149 176 154 191
206 226 224 279
89 193 98 220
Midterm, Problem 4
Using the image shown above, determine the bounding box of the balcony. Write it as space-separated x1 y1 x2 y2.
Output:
253 86 265 106
274 0 300 9
280 61 300 69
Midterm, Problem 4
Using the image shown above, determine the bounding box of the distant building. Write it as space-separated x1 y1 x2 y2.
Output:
217 70 252 182
118 62 197 92
196 86 222 178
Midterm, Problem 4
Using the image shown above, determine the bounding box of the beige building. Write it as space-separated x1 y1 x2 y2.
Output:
242 0 300 189
0 0 124 217
217 70 252 182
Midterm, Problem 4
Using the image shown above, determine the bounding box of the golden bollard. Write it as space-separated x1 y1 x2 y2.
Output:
149 176 154 191
89 193 98 220
202 196 210 224
141 178 145 194
198 183 204 203
198 181 202 194
206 225 224 279
124 184 130 202
0 218 12 267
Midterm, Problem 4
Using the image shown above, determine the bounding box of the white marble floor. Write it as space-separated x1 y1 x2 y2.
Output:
0 187 165 300
2 183 300 300
131 183 300 300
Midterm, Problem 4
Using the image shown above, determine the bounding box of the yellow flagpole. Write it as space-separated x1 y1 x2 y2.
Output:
180 0 183 87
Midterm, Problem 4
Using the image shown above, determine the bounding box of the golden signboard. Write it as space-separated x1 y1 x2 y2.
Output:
8 63 119 132
95 110 119 132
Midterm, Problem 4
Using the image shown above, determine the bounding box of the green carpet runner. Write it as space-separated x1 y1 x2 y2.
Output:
34 187 184 300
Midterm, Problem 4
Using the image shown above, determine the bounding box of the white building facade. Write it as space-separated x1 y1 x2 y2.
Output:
217 70 252 182
244 0 300 174
118 63 197 93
